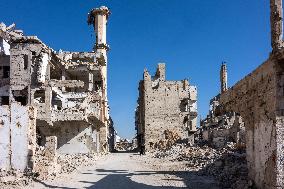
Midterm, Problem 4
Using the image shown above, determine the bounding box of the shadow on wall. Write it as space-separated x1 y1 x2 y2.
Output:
37 121 97 154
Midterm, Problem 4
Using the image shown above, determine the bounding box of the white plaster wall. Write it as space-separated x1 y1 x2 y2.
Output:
10 103 29 170
0 38 10 55
190 101 198 112
0 106 10 169
38 53 49 83
189 86 197 101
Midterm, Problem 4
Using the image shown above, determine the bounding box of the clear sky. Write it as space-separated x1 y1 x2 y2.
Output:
1 0 271 139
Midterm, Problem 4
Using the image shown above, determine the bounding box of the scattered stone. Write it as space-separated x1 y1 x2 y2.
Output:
151 141 248 189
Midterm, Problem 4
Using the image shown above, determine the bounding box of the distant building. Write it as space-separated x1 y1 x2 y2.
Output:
135 63 197 151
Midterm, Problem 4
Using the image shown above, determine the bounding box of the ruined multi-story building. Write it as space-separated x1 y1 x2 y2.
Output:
0 6 113 171
135 63 197 151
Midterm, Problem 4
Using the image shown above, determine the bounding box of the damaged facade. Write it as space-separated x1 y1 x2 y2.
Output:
0 6 113 172
201 0 284 188
135 63 197 151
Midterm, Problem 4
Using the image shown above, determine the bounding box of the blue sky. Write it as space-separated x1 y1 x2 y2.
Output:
1 0 271 139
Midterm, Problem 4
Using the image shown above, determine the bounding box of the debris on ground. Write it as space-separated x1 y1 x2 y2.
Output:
58 153 101 174
0 169 35 188
150 141 248 189
0 151 103 188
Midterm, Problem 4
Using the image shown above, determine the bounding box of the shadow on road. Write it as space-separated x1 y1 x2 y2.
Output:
79 168 219 189
32 149 248 189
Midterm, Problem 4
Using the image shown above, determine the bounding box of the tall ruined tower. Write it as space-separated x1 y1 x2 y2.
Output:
220 62 228 93
270 0 284 50
87 6 110 98
88 6 110 90
88 6 111 151
88 6 110 52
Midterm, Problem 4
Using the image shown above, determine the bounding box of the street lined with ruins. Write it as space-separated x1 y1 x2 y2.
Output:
26 152 219 189
1 0 284 188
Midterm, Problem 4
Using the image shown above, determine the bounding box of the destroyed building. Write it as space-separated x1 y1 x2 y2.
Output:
0 6 113 172
135 63 197 151
200 0 284 188
200 63 245 148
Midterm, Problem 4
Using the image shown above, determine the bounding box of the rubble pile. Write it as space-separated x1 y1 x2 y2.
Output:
152 142 248 189
58 153 101 174
153 130 181 150
0 152 102 188
115 137 137 151
33 145 60 180
0 169 34 188
201 111 246 149
115 139 132 151
201 148 248 189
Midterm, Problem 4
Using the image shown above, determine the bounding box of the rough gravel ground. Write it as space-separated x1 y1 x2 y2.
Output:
22 152 219 189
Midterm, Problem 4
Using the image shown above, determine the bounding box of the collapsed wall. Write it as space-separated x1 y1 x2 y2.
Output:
135 63 198 151
216 55 279 188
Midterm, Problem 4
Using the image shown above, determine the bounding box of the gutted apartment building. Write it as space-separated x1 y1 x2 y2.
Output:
0 6 113 171
135 63 197 151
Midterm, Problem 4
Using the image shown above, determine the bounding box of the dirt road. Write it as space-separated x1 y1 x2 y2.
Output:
26 153 219 189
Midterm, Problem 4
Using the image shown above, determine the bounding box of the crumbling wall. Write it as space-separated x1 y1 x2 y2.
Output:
0 103 36 171
215 58 279 188
11 103 36 170
37 121 97 154
34 136 60 179
200 1 284 187
136 63 198 151
201 112 245 148
0 106 10 169
0 37 10 105
271 0 284 50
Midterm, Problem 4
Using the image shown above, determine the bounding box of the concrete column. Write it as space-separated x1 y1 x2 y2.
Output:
61 69 66 92
271 0 284 51
88 72 93 91
220 62 228 93
44 136 57 162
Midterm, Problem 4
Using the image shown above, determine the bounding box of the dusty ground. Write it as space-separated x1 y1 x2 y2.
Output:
16 152 220 189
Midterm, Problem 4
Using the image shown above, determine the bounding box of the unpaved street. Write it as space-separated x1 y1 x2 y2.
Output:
26 153 219 189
